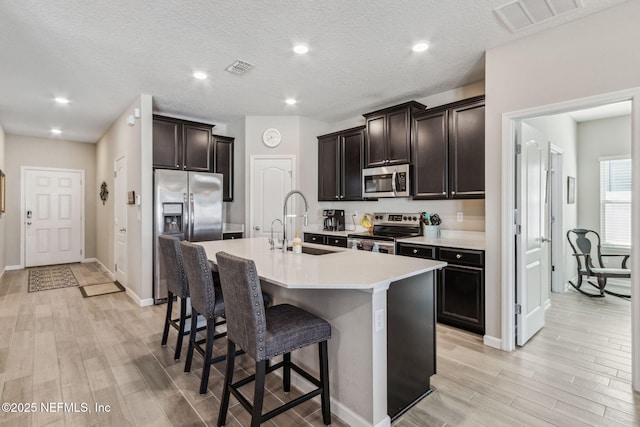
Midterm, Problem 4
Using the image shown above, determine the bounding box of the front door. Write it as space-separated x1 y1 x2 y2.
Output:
249 156 294 240
516 123 550 346
25 168 83 267
114 156 127 286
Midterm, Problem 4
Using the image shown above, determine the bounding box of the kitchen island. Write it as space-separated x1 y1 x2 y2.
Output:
199 237 446 427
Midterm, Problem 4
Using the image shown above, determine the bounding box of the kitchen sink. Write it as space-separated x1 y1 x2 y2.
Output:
286 246 337 255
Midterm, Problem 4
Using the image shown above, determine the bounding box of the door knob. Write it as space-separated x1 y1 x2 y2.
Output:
540 237 551 243
254 226 261 231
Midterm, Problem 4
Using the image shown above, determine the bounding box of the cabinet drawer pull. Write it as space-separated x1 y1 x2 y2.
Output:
451 191 456 195
442 192 446 195
413 249 418 254
176 164 179 168
456 254 462 259
334 239 339 244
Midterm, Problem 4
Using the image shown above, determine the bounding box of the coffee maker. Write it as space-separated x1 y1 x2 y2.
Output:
322 209 345 231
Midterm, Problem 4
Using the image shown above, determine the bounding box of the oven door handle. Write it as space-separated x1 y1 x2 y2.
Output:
391 170 397 195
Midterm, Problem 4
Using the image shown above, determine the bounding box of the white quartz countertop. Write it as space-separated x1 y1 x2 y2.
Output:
199 237 446 292
397 230 486 251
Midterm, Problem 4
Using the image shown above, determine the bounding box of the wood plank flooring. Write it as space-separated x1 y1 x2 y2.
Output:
397 290 639 427
0 269 348 427
0 268 637 426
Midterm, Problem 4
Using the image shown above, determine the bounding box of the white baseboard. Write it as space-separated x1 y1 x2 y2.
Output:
5 265 22 271
483 335 502 350
125 288 154 307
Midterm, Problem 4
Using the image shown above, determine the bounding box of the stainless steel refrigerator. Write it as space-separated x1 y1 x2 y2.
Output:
154 169 223 303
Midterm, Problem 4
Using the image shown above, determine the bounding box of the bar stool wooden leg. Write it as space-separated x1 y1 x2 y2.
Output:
184 308 198 373
251 360 267 427
174 297 188 360
161 291 174 347
283 352 291 393
200 318 216 394
217 340 236 427
319 340 331 425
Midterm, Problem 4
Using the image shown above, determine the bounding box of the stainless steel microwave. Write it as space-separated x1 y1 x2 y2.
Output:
362 164 410 198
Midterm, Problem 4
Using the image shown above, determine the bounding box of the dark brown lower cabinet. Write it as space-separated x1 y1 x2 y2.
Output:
303 233 347 248
438 263 484 334
396 243 485 335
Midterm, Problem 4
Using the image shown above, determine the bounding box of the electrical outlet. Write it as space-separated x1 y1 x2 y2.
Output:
457 212 464 222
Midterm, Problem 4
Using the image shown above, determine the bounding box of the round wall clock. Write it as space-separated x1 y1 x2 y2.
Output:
262 128 282 148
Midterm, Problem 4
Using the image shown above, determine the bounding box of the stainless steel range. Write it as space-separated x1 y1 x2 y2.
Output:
347 213 422 255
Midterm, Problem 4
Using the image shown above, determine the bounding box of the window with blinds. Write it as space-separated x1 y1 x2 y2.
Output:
600 157 631 247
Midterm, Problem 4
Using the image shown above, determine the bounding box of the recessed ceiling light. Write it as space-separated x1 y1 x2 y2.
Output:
412 42 429 53
293 44 309 54
193 71 208 80
50 128 62 135
54 97 70 105
285 98 297 105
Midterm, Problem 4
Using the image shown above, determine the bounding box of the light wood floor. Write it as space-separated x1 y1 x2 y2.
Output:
0 269 637 426
397 289 639 427
0 269 348 427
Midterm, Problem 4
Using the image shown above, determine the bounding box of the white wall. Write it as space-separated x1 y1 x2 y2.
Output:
577 115 631 234
4 135 97 267
222 118 246 224
95 95 154 305
0 125 5 275
485 0 640 342
524 114 578 286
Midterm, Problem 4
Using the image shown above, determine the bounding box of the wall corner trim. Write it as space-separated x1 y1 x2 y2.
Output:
483 335 502 350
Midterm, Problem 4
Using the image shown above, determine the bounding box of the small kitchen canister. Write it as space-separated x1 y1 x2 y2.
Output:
424 225 441 239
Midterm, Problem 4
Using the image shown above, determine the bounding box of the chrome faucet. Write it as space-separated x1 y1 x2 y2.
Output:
282 190 309 253
269 218 283 250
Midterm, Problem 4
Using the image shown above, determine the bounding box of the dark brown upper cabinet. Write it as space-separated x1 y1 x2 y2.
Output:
153 115 214 172
363 101 426 167
212 135 234 202
412 96 485 200
317 126 367 201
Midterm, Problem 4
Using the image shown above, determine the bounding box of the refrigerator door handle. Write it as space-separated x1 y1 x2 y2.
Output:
183 193 189 240
189 193 195 241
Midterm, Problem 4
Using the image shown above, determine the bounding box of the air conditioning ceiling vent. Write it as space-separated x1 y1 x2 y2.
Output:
495 0 583 32
226 59 254 76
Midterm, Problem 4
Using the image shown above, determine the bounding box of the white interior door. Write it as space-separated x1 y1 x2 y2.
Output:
516 123 550 346
25 168 83 267
250 156 294 239
114 156 127 286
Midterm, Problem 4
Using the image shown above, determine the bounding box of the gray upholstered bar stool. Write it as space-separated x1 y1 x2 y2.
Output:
215 251 332 427
180 241 229 394
158 235 206 360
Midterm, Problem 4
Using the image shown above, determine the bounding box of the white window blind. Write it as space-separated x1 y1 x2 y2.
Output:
600 157 631 247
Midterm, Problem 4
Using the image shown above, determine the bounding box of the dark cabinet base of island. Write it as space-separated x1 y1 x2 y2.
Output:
387 271 436 420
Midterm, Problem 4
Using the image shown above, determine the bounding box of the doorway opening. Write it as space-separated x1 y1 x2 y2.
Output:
502 88 639 388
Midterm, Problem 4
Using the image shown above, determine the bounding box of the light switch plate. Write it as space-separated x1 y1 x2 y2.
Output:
457 212 464 222
374 308 385 332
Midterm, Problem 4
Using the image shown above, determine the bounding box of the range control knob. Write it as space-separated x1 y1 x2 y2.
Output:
403 216 407 220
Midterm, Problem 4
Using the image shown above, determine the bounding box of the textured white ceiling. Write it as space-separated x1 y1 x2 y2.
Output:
0 0 630 142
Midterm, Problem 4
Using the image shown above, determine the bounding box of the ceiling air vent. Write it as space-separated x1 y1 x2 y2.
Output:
225 59 254 76
495 0 583 32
